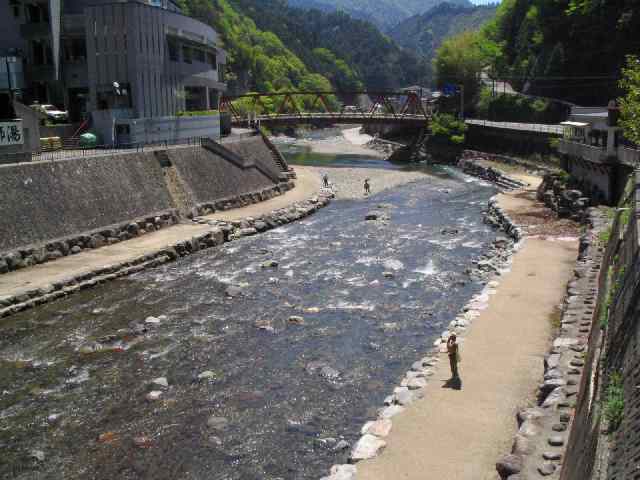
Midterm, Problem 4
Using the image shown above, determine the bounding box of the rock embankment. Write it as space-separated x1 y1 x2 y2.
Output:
495 208 609 479
536 173 591 222
458 156 529 191
0 193 333 318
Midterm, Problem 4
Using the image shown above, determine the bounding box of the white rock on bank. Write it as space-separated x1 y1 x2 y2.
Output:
350 434 387 462
406 377 427 390
320 464 358 480
379 405 404 419
361 419 393 437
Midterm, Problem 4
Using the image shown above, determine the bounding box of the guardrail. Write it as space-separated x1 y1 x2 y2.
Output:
11 137 207 164
465 118 564 135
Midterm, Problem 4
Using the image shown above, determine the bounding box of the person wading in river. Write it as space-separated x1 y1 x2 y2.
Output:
323 173 330 188
364 178 371 196
447 333 460 379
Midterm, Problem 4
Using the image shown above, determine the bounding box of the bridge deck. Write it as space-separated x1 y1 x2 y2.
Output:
232 113 429 127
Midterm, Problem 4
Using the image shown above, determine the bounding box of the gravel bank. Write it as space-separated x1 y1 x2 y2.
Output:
295 165 427 200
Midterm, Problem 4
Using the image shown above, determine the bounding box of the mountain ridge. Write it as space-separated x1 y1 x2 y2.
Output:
287 0 472 30
389 2 498 65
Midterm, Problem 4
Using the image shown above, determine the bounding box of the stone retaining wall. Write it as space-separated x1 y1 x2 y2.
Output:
559 172 640 480
0 135 293 275
0 152 174 253
536 173 592 222
0 193 333 318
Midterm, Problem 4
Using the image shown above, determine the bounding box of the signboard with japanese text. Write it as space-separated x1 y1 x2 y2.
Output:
0 121 23 146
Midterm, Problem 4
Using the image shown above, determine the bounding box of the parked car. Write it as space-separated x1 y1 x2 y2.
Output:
30 104 69 123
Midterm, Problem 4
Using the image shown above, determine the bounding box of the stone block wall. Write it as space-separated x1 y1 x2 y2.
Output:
0 134 293 274
0 152 174 253
560 171 640 480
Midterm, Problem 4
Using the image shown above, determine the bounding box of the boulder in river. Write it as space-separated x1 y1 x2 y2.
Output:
197 371 216 381
224 285 243 298
261 260 279 269
151 377 169 388
288 316 305 325
320 366 341 380
365 212 379 221
207 416 229 430
145 391 163 401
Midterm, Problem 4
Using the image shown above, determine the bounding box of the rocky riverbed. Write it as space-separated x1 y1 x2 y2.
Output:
0 167 504 480
0 130 519 480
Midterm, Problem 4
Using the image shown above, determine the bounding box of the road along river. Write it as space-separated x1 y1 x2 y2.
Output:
0 131 501 480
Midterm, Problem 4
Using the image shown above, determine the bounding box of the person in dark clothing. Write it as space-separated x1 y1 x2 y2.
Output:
447 333 460 379
364 179 371 196
323 173 329 188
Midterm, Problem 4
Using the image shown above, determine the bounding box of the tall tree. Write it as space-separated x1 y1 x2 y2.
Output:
619 55 640 145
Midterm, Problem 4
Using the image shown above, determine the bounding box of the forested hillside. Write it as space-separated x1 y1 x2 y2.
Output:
484 0 639 104
390 3 497 72
433 0 640 107
179 0 430 94
288 0 472 31
230 0 430 91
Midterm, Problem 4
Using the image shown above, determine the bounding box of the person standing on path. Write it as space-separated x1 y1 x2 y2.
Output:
447 333 460 379
364 179 371 196
323 173 330 188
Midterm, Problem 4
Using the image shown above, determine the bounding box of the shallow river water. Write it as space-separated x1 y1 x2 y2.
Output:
0 135 497 480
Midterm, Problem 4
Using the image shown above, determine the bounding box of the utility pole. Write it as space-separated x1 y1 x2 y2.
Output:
459 84 464 120
5 57 13 102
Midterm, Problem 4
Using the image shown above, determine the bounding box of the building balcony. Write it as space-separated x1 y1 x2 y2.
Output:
558 139 611 164
620 147 640 167
62 15 86 35
559 139 640 167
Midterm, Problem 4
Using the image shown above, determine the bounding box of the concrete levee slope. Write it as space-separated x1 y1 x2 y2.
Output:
168 136 285 207
0 153 173 253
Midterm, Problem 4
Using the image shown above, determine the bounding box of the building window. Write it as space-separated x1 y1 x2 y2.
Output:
193 49 205 63
182 46 192 64
63 38 87 62
10 0 20 17
207 52 217 70
168 38 179 62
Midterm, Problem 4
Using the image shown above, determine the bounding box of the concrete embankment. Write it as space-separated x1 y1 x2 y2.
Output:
0 134 291 275
0 190 332 318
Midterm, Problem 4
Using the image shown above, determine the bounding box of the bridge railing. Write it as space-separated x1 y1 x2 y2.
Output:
220 91 435 124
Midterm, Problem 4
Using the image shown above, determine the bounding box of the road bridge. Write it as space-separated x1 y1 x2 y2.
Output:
220 91 433 128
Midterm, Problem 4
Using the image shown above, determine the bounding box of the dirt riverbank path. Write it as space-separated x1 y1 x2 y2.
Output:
356 180 578 480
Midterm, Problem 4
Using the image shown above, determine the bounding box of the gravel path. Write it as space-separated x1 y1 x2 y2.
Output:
357 184 578 480
295 165 427 200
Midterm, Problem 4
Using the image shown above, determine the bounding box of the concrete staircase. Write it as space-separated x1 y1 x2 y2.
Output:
259 130 297 179
156 150 197 218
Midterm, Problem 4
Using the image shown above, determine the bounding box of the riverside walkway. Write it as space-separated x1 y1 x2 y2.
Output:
0 169 321 304
357 178 578 480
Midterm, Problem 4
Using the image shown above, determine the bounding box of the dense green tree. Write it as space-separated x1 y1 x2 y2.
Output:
433 31 487 109
619 55 640 146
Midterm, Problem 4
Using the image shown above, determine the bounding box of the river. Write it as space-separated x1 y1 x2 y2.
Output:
0 129 497 480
